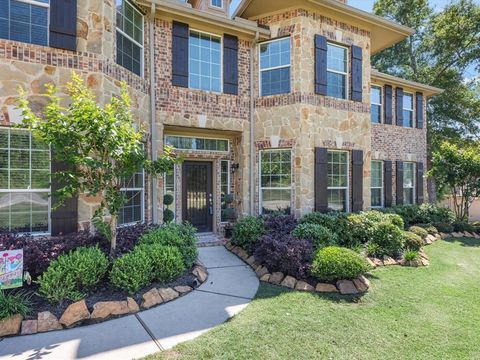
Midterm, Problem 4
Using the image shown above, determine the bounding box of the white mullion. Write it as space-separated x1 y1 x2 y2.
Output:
16 0 49 8
116 28 143 50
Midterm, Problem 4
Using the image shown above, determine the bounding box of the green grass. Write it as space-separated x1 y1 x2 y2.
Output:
148 238 480 360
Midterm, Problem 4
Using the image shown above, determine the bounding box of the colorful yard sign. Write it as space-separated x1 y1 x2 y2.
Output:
0 249 24 289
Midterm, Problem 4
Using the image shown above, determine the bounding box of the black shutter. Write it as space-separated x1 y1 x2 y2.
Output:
351 46 363 102
396 87 404 126
416 92 424 129
172 21 189 88
384 85 393 125
352 149 364 212
314 147 328 212
223 34 239 95
49 0 77 51
416 162 424 204
384 160 393 207
314 35 328 96
51 158 78 236
396 161 404 205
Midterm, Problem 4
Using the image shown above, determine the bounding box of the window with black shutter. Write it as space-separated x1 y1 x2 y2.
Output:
416 92 424 129
50 0 77 51
396 87 404 126
223 34 238 95
384 85 393 125
351 149 364 212
314 35 327 96
172 21 189 88
395 161 404 205
351 45 362 102
314 147 328 212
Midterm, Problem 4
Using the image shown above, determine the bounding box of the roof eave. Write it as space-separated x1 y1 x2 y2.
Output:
371 69 444 97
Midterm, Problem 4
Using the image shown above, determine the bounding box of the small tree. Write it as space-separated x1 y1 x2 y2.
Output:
18 72 181 252
429 140 480 220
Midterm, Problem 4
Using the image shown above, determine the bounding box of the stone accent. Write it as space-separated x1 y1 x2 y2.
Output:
255 265 269 278
59 300 90 328
269 272 285 285
142 289 163 309
280 275 297 289
37 312 63 333
336 280 359 295
260 274 271 282
352 278 368 293
193 266 208 283
158 288 179 302
91 301 131 320
383 257 397 266
21 320 38 335
174 286 193 295
315 283 338 293
0 314 23 337
127 297 140 313
295 281 314 292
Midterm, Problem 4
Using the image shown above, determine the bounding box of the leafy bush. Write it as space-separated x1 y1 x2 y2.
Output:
140 223 198 268
37 246 109 304
136 244 185 283
253 234 313 279
415 224 439 235
163 194 174 206
231 216 265 251
310 246 371 282
299 212 336 229
264 214 298 235
409 226 429 239
0 290 32 320
163 209 175 223
385 204 455 227
404 250 419 261
114 223 153 255
402 231 424 251
368 222 404 257
452 220 477 233
292 223 337 250
110 250 153 294
432 222 454 234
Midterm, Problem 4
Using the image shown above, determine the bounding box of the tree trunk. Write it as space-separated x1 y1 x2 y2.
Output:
110 215 117 255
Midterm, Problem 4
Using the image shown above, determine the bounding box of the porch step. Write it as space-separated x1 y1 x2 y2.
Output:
196 232 225 248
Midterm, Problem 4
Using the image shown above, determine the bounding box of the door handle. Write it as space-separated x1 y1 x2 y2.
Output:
208 193 213 215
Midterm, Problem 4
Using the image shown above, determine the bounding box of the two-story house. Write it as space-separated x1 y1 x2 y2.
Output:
0 0 441 237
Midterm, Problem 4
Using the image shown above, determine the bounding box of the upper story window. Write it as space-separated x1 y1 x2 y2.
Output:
116 0 144 76
0 0 49 46
327 43 348 100
403 93 414 128
327 150 349 212
210 0 223 8
189 30 222 93
259 38 291 97
371 86 382 123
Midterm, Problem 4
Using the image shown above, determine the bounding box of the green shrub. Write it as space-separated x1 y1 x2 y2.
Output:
136 243 185 283
385 204 455 227
402 231 424 251
140 223 198 268
163 209 174 223
37 246 109 303
299 212 336 229
310 246 371 282
231 216 265 250
292 223 337 250
110 250 153 294
452 220 477 233
368 222 404 257
366 242 382 257
163 194 174 206
386 214 405 230
416 224 439 235
404 250 419 262
0 290 32 320
409 226 429 239
433 222 454 233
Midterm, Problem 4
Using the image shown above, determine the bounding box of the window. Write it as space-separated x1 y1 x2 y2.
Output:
220 160 230 222
210 0 223 8
165 135 229 152
371 86 382 123
327 43 348 99
371 160 383 208
327 150 349 212
116 0 144 76
118 168 144 226
0 128 50 233
403 93 414 128
189 30 222 92
260 149 291 215
259 38 291 97
164 167 176 220
0 0 49 46
403 162 415 205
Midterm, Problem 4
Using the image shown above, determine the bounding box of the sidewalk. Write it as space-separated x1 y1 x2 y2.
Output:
0 246 259 360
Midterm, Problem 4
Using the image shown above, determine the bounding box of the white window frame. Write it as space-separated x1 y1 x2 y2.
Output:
0 127 51 235
327 150 350 212
403 92 414 128
259 149 292 215
188 29 223 94
164 166 176 220
371 160 384 208
118 169 145 227
115 0 144 77
371 85 382 123
326 42 349 100
210 0 223 8
164 135 230 153
403 162 416 205
259 37 291 97
220 159 231 223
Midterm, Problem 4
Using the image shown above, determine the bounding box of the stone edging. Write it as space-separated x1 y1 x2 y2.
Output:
224 242 370 296
0 263 208 338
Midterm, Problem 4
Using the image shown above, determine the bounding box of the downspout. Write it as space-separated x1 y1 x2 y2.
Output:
149 3 159 224
249 31 259 215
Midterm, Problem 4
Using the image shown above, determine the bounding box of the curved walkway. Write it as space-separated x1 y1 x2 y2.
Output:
0 246 259 360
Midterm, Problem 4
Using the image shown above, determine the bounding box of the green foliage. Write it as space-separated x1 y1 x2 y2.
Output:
433 222 454 234
310 247 371 282
37 246 109 303
163 209 175 223
368 222 404 257
110 249 153 295
409 226 429 239
402 231 424 251
163 194 174 206
452 220 477 233
404 250 420 262
136 244 185 283
231 216 265 250
415 224 439 235
299 212 336 229
385 204 455 227
292 223 337 250
300 212 357 248
139 223 198 268
0 290 33 320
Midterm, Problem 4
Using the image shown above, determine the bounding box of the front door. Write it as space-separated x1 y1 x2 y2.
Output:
182 161 213 233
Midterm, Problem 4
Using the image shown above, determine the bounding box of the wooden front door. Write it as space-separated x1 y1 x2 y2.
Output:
182 161 213 233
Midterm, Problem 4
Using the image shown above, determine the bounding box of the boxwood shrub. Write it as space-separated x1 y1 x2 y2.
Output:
231 216 265 251
367 222 404 258
409 226 429 239
136 243 185 283
292 223 337 250
402 231 424 251
110 249 154 295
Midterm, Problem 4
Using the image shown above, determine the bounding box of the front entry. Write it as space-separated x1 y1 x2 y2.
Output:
182 161 213 233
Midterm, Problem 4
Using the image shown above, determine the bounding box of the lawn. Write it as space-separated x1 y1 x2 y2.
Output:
148 238 480 360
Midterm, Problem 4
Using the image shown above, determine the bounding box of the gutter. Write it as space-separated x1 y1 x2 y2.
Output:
371 69 444 97
249 31 259 215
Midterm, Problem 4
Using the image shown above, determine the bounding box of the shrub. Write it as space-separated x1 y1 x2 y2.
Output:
415 224 439 235
299 212 336 229
140 223 198 268
409 226 429 239
264 214 298 235
385 204 455 227
115 223 153 256
253 234 313 279
402 231 424 251
368 222 404 257
37 246 109 304
452 220 477 233
163 209 175 223
0 290 32 320
110 250 153 294
432 222 454 234
231 216 265 251
163 193 174 206
136 244 185 283
292 223 337 250
404 250 419 261
310 246 371 282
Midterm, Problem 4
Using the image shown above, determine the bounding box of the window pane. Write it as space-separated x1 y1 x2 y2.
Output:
260 150 291 215
261 68 290 96
260 38 290 70
116 0 143 76
371 161 382 187
327 71 346 99
371 87 381 104
261 189 291 215
327 44 347 73
371 104 381 123
328 189 347 212
188 31 222 92
403 110 413 127
371 188 382 207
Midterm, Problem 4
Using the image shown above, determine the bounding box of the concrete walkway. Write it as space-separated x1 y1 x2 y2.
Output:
0 246 259 360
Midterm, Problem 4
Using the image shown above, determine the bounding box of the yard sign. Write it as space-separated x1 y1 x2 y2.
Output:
0 249 23 289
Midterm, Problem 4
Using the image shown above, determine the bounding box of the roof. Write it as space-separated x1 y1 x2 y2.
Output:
371 69 443 97
232 0 414 54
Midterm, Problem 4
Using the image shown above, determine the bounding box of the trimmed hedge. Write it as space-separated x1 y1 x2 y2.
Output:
402 231 424 251
368 222 404 257
110 249 153 295
292 223 337 250
409 226 429 239
231 216 265 251
135 243 185 283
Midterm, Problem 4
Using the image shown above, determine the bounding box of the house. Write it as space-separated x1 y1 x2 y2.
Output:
0 0 442 236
